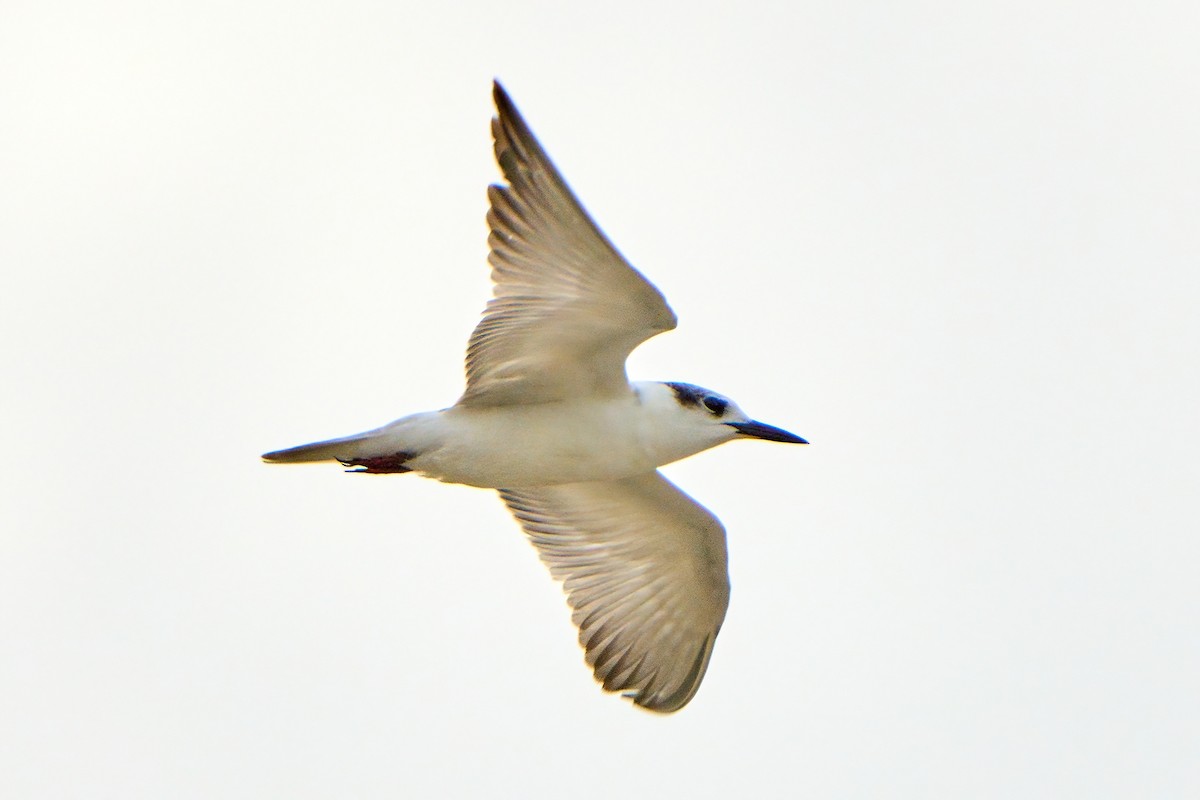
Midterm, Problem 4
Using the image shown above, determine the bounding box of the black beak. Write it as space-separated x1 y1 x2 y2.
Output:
726 420 808 444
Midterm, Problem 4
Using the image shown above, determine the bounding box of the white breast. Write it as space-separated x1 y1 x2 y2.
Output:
404 398 658 488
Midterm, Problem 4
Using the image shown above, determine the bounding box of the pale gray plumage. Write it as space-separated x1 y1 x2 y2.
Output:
262 82 807 714
501 472 729 713
461 86 677 407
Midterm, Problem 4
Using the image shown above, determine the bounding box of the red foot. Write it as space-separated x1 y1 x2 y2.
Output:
340 453 413 474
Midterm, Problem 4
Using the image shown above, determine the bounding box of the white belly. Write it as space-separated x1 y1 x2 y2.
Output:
400 401 659 488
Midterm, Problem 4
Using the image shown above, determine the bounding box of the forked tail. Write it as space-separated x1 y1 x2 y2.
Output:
264 412 436 473
261 432 377 464
262 431 414 474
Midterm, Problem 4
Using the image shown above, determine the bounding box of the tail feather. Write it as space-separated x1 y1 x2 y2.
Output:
261 432 378 464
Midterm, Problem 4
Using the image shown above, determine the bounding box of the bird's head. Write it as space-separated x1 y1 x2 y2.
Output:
636 381 807 464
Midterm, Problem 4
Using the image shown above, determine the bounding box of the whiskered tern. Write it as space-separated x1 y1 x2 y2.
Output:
263 82 807 712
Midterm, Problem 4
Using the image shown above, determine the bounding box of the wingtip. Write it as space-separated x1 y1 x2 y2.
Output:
625 633 716 714
492 79 513 115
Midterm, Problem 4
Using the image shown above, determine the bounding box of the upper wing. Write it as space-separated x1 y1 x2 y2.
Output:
457 82 677 408
499 472 729 713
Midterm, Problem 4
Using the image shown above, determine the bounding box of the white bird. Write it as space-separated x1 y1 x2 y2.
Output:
263 82 807 713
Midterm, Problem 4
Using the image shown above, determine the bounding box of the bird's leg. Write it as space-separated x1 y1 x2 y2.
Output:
339 453 414 474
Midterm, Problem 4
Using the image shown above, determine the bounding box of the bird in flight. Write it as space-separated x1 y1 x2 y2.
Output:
263 82 807 712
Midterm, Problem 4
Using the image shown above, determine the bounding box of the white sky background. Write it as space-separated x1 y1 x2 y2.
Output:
2 1 1198 797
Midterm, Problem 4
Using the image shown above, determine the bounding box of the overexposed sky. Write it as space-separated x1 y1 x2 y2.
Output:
3 1 1198 797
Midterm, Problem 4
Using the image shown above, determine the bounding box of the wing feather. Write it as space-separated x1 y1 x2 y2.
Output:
458 83 677 407
499 472 729 712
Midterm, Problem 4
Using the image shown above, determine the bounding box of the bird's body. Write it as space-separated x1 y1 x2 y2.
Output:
267 381 745 488
264 83 806 712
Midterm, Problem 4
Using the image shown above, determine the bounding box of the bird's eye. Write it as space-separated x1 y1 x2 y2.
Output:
703 396 728 416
